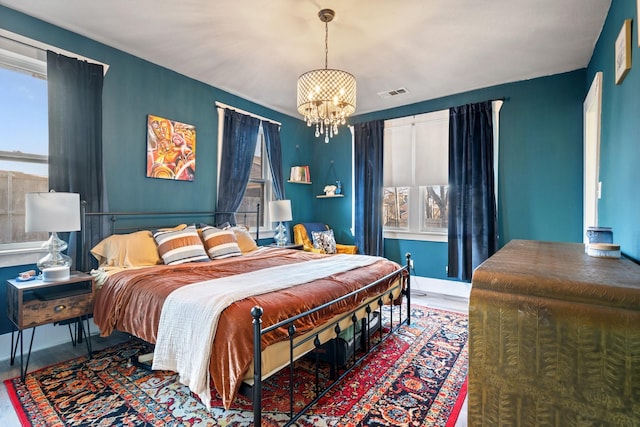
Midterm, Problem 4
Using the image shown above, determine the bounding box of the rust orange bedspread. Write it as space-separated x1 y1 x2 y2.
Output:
93 248 402 408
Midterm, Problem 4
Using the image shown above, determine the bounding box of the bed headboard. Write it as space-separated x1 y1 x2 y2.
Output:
79 203 261 272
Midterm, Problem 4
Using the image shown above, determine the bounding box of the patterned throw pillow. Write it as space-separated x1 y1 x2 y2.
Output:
153 225 209 265
311 229 337 254
201 226 243 259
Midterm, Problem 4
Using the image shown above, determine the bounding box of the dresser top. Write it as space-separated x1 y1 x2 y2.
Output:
472 240 640 310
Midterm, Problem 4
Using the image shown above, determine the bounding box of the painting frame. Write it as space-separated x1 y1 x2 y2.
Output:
146 114 196 181
614 19 632 85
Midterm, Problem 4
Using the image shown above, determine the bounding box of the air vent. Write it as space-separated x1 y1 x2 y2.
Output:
377 87 409 99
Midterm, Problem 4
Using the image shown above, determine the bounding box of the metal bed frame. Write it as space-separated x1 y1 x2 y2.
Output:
79 203 411 425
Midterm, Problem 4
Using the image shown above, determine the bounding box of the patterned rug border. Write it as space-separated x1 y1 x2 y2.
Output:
4 304 468 426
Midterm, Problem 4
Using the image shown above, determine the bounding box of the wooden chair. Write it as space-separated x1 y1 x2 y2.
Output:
293 223 358 254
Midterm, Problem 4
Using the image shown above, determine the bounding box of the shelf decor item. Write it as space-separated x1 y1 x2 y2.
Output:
289 165 311 183
25 191 81 281
269 199 293 246
614 19 632 85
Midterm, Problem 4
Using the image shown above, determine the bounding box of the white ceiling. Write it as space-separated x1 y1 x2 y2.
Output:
1 0 611 118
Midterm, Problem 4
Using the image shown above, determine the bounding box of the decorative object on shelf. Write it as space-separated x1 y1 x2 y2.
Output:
335 179 342 195
146 114 196 181
323 185 338 196
297 9 356 143
614 19 632 85
269 199 293 246
289 165 311 183
25 191 81 281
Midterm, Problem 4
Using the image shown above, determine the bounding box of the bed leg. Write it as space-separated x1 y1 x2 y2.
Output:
251 306 263 427
405 253 412 326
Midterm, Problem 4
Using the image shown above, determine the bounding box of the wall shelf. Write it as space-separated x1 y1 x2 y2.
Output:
288 180 312 185
316 194 344 199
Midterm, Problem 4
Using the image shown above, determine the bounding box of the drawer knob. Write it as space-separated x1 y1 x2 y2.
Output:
54 304 66 313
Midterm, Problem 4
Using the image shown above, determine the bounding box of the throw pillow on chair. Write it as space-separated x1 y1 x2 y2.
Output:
311 229 337 254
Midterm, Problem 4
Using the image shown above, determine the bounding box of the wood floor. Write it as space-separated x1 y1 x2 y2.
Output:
0 290 469 426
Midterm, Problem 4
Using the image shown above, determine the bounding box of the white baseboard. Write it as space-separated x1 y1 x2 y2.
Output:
410 276 471 299
0 319 99 363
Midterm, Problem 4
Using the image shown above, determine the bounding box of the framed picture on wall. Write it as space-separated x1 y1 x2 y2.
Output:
146 115 196 181
614 19 632 85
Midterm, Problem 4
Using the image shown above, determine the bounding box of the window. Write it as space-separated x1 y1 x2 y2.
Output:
216 107 278 231
236 127 272 229
0 38 49 247
383 110 449 242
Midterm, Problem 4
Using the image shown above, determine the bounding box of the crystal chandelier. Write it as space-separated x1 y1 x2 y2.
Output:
297 9 356 143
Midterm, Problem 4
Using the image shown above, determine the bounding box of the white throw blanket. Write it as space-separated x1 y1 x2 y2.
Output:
152 253 382 409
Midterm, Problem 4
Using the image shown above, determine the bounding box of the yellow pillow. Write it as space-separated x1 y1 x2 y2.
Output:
232 227 258 253
91 230 162 267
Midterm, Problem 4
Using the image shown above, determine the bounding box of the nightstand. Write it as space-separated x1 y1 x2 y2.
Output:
267 243 304 250
6 271 94 380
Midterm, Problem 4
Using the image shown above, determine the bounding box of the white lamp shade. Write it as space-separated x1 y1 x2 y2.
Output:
25 192 81 232
269 199 292 222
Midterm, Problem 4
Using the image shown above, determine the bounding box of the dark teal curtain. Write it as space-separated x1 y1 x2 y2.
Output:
354 120 385 256
448 101 498 281
215 109 261 225
262 121 285 200
47 51 107 271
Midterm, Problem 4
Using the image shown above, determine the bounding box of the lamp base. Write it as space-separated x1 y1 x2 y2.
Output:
37 232 72 281
42 266 70 282
274 222 288 246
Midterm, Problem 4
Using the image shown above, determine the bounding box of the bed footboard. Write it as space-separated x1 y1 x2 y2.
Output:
250 253 412 426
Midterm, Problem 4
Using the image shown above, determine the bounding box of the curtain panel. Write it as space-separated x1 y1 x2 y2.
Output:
447 101 498 281
354 120 385 256
215 109 261 225
47 51 107 271
262 121 285 201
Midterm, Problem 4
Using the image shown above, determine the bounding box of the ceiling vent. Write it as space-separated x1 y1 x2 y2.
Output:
377 87 409 99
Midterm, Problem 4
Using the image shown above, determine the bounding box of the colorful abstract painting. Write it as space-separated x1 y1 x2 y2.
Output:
146 114 196 181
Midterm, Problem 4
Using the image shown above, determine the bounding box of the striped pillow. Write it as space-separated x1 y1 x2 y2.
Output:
153 225 209 265
201 226 242 259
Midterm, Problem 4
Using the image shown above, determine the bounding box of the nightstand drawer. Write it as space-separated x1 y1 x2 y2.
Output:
21 292 93 328
7 273 95 330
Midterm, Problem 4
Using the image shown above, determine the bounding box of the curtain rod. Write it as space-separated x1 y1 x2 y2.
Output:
215 101 281 126
0 29 109 74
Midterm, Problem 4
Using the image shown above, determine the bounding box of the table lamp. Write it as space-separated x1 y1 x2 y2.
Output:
25 191 81 281
269 199 292 246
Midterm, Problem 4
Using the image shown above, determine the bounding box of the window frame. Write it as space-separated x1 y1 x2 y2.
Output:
382 110 449 243
0 36 50 265
215 107 278 234
0 30 108 267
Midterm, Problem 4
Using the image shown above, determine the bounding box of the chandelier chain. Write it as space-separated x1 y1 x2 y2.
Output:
324 20 328 70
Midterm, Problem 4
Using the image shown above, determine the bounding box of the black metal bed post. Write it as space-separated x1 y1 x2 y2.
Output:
405 253 412 326
255 203 260 242
80 200 87 273
251 306 263 426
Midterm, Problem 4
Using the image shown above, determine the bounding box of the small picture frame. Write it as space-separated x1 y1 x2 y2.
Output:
614 19 632 85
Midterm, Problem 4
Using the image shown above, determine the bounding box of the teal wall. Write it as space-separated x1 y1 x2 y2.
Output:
0 6 313 334
3 2 637 335
0 6 312 215
587 0 640 262
310 70 587 278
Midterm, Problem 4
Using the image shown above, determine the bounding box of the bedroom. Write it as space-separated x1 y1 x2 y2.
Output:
0 0 638 424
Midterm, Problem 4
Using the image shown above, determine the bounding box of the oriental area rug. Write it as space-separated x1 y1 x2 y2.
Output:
4 306 468 426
